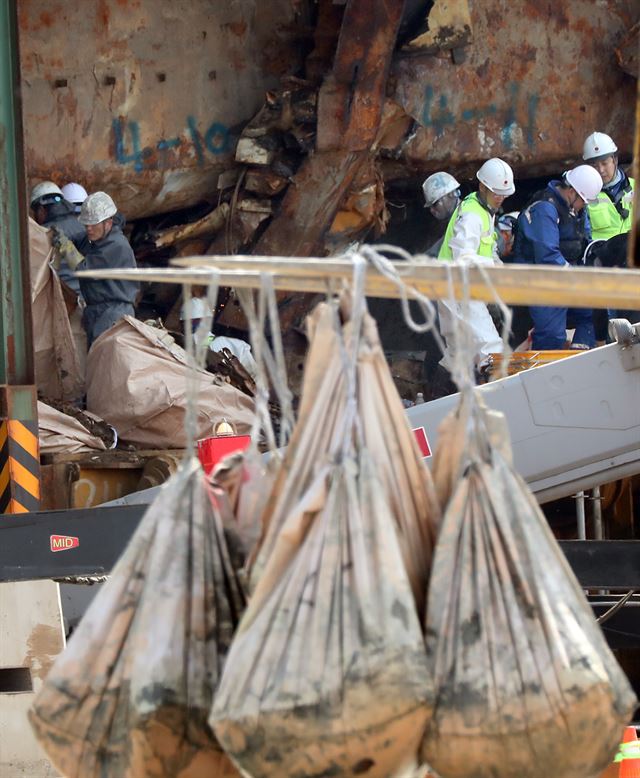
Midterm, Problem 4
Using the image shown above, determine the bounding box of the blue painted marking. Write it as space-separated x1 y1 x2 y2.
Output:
186 115 205 166
112 118 144 172
157 137 182 150
422 81 538 148
204 122 230 155
112 115 233 170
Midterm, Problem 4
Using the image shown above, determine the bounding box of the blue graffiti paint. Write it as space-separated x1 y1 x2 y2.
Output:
156 137 182 151
186 115 205 166
422 81 539 148
204 122 230 155
500 82 520 149
461 104 497 122
113 118 145 173
422 86 455 137
112 115 231 171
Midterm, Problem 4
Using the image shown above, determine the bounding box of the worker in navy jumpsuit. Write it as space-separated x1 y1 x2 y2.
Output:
511 167 602 350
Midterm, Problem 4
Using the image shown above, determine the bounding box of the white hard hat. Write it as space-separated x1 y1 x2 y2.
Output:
61 182 88 205
30 181 63 206
78 191 118 225
497 211 519 231
476 158 515 196
422 172 460 208
564 165 603 203
582 132 617 161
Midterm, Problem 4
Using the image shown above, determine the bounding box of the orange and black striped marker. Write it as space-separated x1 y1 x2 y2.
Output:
0 419 40 513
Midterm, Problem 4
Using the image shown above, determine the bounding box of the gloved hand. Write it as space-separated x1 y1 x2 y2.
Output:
50 227 84 272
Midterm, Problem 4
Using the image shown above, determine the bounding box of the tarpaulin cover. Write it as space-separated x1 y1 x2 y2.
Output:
86 317 254 448
29 217 84 402
422 393 637 778
29 458 244 778
38 400 107 455
211 299 438 777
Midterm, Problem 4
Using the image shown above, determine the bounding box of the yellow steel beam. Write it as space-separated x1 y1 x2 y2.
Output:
76 257 640 310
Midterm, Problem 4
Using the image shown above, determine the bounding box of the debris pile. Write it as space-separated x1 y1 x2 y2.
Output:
38 401 109 456
85 316 254 449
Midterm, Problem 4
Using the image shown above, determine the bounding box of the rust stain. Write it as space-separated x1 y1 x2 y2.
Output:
23 623 64 681
227 20 247 37
96 0 110 29
38 10 54 28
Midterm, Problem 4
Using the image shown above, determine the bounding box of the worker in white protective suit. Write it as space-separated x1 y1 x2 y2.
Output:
422 171 461 255
437 157 515 371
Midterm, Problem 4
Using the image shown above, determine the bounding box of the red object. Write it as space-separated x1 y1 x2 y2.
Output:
412 426 432 458
620 727 640 778
623 728 639 744
50 535 80 552
197 434 251 474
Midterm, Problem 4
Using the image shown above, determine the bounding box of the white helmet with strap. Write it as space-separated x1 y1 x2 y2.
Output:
564 165 603 203
476 158 515 196
30 181 63 206
582 132 617 162
422 172 460 207
61 182 88 205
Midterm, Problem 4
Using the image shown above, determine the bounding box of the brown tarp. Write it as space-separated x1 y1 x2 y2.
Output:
29 459 243 778
422 393 637 778
38 401 107 455
86 317 254 448
29 217 84 402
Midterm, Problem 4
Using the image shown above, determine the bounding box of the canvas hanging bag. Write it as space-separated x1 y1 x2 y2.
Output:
421 391 637 778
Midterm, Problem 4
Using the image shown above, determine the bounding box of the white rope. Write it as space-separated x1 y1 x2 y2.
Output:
182 273 220 459
236 287 279 455
442 262 476 394
261 274 295 446
476 262 513 381
341 255 367 459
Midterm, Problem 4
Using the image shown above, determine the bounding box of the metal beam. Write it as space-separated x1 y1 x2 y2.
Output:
0 1 39 513
2 504 640 590
0 0 33 385
76 257 640 309
0 504 145 581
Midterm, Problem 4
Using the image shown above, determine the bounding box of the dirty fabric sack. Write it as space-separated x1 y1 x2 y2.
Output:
422 393 637 778
29 217 84 402
38 400 108 455
29 458 244 778
250 299 439 611
210 449 278 562
86 316 254 448
211 299 435 778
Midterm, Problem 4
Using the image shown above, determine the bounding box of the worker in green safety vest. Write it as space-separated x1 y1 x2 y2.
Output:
437 157 515 371
582 132 635 343
582 132 634 240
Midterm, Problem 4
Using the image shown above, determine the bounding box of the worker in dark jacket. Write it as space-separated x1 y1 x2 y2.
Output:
53 191 139 347
30 181 86 294
511 165 603 350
